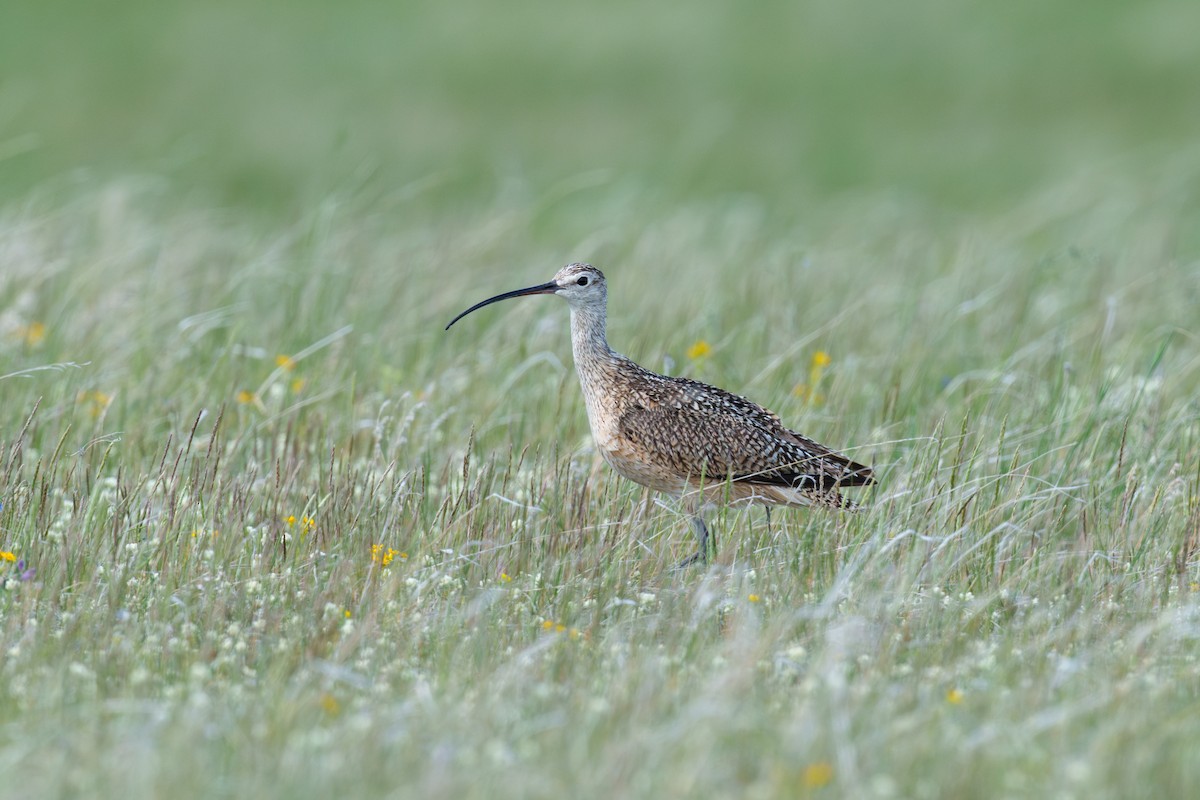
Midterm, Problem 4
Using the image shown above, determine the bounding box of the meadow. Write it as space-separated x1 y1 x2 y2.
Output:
2 2 1200 798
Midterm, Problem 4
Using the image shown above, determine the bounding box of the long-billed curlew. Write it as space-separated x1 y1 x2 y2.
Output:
445 263 873 565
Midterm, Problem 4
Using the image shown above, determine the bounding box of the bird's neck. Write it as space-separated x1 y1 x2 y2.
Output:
569 305 615 367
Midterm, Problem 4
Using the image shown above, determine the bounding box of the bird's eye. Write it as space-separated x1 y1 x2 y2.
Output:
576 276 589 286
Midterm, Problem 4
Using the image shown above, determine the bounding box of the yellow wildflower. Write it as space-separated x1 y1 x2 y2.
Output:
0 551 16 562
319 692 341 716
499 572 512 583
793 350 831 405
343 609 352 619
285 515 315 535
77 390 112 419
946 688 964 705
275 354 296 371
16 321 46 346
236 390 256 404
291 377 306 394
370 544 400 566
686 340 712 360
748 593 761 603
803 762 834 789
542 620 555 630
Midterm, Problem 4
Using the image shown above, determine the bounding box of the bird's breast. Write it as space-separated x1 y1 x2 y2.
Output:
575 364 623 441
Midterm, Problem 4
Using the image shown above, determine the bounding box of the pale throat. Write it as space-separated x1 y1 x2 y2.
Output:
568 304 613 363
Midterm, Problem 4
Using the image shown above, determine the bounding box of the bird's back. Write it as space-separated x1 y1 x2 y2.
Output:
579 355 872 508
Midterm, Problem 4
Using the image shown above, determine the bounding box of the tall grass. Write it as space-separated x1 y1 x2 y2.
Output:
2 165 1198 797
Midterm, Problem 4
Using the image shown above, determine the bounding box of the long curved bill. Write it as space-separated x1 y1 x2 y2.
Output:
444 281 558 330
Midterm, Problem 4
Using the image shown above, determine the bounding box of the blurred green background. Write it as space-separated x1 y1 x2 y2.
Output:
4 0 1199 220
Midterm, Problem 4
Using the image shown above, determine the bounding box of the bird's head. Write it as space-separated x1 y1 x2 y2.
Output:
445 263 607 330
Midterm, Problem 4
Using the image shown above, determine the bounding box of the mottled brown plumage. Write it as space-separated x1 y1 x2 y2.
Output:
446 263 873 564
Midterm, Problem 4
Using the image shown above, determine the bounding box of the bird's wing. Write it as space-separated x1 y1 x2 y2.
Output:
617 378 872 494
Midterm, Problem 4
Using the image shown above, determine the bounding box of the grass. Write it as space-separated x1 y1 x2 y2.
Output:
3 172 1198 799
3 1 1200 797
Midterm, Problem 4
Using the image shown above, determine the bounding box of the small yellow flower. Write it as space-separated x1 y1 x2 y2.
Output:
1190 582 1199 593
946 688 964 705
0 551 16 562
291 377 306 394
77 390 112 419
542 620 555 630
748 593 761 603
343 609 352 619
282 514 314 533
319 692 341 716
499 572 512 583
802 762 834 789
16 321 46 346
370 544 400 566
686 340 712 360
555 623 566 633
793 350 831 406
236 390 256 404
568 628 581 640
275 354 296 371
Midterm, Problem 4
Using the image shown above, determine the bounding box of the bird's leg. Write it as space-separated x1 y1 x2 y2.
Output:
694 515 713 561
675 515 712 568
764 506 773 534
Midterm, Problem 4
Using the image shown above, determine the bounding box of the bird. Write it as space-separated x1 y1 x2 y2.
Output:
445 263 873 565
